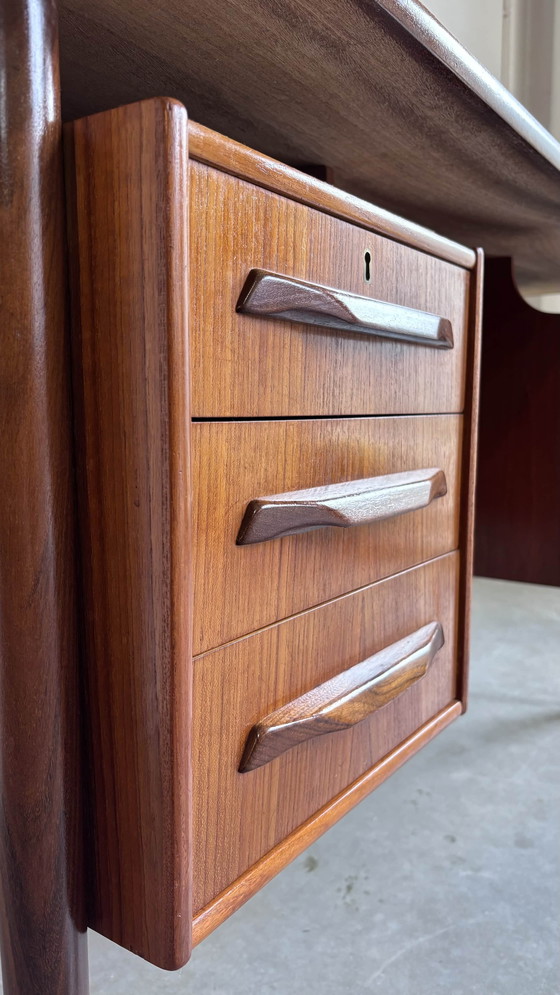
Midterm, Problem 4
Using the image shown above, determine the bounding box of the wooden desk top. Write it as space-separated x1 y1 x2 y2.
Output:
59 0 560 291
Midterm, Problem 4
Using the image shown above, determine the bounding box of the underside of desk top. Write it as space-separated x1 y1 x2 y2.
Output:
58 0 560 293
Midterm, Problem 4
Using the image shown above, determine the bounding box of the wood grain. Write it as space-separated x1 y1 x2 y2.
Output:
475 257 560 586
190 162 470 417
65 98 192 969
188 124 475 270
0 1 88 991
192 553 460 914
192 700 461 945
192 416 462 653
57 0 560 290
239 622 444 772
60 97 482 965
236 468 448 546
237 269 455 347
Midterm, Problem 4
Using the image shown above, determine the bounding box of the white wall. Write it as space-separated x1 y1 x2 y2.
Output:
422 0 504 79
423 0 560 140
501 0 559 138
423 0 560 311
551 1 560 139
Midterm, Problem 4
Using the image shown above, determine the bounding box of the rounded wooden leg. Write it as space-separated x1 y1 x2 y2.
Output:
0 1 88 991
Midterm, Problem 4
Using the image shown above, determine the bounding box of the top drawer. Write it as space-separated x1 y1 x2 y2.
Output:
190 161 471 417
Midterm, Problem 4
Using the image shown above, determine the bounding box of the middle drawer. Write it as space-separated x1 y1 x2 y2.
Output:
193 415 462 653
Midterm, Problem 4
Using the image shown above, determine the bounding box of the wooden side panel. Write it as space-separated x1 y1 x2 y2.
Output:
192 415 463 653
65 99 192 969
457 250 484 708
192 553 460 914
0 2 88 992
475 258 560 586
189 162 470 417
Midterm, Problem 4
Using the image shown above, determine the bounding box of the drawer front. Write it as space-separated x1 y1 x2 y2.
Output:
193 415 462 653
190 162 470 417
192 552 460 913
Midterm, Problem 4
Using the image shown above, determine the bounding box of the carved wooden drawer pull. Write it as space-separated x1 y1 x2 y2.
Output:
236 467 447 545
237 269 454 348
239 622 444 772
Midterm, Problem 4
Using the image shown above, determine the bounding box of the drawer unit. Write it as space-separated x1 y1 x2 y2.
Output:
192 552 460 915
193 415 462 652
190 160 470 418
65 98 482 970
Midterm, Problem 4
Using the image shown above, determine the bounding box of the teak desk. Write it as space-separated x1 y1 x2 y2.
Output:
0 1 558 992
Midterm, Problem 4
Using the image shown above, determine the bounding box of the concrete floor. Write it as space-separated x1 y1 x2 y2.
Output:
8 577 560 992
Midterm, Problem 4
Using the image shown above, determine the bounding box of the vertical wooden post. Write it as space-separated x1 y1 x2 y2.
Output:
0 1 88 992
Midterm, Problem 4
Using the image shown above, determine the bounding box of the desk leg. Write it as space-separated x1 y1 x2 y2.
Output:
0 1 88 992
475 257 560 585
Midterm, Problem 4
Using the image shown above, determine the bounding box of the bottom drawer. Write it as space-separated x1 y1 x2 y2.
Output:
193 552 461 915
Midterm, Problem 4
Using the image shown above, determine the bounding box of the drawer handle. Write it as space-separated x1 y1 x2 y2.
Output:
237 269 454 348
239 621 444 772
236 467 447 545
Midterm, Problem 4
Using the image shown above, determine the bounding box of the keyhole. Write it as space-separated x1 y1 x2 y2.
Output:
364 250 372 282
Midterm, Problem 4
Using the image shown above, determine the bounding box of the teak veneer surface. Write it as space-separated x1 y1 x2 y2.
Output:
62 94 483 972
192 553 460 913
190 162 470 418
188 122 474 270
58 0 560 291
65 99 192 970
192 701 462 943
0 1 88 990
192 416 462 653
